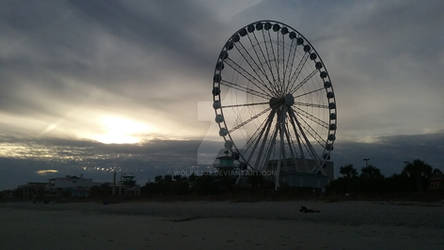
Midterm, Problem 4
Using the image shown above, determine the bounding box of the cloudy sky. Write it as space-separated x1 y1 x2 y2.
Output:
1 0 443 188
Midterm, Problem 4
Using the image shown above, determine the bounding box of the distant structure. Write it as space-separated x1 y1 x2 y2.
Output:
17 182 48 200
10 172 143 201
112 171 141 197
16 175 99 200
363 158 370 168
213 149 239 172
267 159 334 189
429 171 444 191
47 175 96 198
211 20 337 190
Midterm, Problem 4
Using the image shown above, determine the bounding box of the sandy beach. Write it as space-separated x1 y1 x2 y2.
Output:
0 200 443 250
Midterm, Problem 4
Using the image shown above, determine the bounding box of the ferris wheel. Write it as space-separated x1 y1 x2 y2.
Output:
212 20 337 187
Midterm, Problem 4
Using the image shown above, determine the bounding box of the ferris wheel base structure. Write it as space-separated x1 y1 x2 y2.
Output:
213 155 334 189
266 158 334 189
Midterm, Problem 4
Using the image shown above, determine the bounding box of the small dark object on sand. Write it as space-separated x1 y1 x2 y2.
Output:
300 206 320 213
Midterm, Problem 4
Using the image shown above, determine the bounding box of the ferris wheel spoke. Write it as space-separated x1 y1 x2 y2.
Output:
289 69 318 94
220 80 269 100
246 110 275 167
276 32 281 91
244 113 269 150
293 106 328 129
252 119 276 169
293 87 324 99
234 41 278 96
288 108 321 162
286 52 309 93
251 32 279 94
283 119 297 159
222 101 269 109
287 108 305 159
262 122 279 170
293 102 329 109
278 33 286 94
229 107 271 133
296 113 327 147
244 121 268 157
258 31 277 83
283 37 294 88
281 33 285 86
224 59 272 97
284 40 299 93
281 34 287 93
244 35 280 96
278 109 288 161
283 39 294 80
261 30 281 93
267 30 282 93
291 123 316 162
275 110 287 189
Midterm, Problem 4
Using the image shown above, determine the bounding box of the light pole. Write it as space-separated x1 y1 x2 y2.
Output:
363 158 370 168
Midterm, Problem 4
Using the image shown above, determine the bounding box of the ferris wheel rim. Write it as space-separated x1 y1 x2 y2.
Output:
212 19 337 172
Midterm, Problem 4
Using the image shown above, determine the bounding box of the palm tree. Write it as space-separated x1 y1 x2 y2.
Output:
360 165 384 179
402 159 433 192
340 164 358 179
432 168 442 176
359 165 384 193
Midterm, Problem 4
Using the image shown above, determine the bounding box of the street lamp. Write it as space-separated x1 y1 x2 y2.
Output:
363 158 370 168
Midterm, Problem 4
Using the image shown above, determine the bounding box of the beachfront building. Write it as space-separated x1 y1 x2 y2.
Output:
212 149 334 190
48 175 96 198
213 149 240 173
267 158 334 189
429 173 444 191
16 182 48 200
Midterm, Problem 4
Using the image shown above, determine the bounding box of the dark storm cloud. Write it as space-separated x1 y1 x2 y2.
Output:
233 0 444 138
334 131 444 176
1 0 442 137
67 0 216 67
0 0 226 122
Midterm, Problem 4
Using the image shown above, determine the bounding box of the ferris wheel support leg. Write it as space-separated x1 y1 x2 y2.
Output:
288 108 319 162
263 122 279 185
289 108 325 175
247 110 275 167
287 108 304 159
235 170 242 185
275 108 287 191
274 159 281 191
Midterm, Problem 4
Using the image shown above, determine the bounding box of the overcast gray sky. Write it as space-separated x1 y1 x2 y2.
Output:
0 0 443 188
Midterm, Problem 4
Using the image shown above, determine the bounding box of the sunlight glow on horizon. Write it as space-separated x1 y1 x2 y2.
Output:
86 115 156 144
36 169 59 175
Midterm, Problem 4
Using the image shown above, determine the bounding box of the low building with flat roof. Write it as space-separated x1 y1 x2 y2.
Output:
268 158 334 189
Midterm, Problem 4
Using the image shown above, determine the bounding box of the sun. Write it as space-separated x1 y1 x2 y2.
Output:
89 115 154 144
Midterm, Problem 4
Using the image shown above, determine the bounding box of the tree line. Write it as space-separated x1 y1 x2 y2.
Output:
2 158 442 202
327 159 442 194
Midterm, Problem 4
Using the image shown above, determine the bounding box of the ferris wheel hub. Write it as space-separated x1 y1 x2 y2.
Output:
269 93 294 109
284 93 295 106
